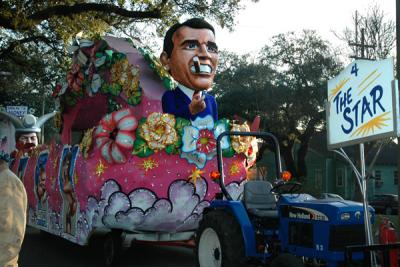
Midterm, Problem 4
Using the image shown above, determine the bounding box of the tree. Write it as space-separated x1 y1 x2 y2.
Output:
338 4 395 60
1 0 254 113
215 31 343 181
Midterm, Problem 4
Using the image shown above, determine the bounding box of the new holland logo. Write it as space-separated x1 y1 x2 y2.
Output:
284 206 329 221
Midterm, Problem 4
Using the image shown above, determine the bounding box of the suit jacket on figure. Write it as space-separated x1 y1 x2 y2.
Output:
162 87 218 122
0 161 27 267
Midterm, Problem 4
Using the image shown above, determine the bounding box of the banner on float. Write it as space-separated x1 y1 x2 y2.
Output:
326 58 399 150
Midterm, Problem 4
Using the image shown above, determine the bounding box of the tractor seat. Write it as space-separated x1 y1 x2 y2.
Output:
243 180 278 219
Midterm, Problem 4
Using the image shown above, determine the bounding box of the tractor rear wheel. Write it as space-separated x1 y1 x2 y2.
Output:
270 253 304 267
196 210 246 267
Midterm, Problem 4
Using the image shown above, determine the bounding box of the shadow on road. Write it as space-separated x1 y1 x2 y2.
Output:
19 226 197 267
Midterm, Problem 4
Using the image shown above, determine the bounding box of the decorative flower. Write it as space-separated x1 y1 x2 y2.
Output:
181 115 230 169
110 58 141 103
80 127 95 159
230 122 254 154
245 137 259 167
66 63 84 92
140 112 177 150
95 108 138 164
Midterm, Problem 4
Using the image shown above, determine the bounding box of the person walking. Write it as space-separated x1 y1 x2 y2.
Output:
0 151 27 267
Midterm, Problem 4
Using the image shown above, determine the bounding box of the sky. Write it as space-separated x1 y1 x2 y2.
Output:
215 0 396 56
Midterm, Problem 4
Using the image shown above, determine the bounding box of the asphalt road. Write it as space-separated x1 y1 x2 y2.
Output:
19 226 197 267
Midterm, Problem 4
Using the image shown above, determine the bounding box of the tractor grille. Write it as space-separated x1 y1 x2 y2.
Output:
329 225 366 251
289 222 313 248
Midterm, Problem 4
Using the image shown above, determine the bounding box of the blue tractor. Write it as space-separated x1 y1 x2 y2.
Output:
195 131 374 267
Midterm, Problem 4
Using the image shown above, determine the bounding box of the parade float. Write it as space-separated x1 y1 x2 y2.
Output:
6 36 258 263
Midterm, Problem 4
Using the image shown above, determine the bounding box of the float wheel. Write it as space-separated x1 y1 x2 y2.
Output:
103 231 122 266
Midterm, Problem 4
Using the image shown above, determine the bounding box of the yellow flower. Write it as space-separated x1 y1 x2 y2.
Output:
111 58 140 96
230 122 254 154
140 113 177 150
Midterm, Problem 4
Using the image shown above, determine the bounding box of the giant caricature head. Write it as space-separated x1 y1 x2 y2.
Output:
160 18 219 91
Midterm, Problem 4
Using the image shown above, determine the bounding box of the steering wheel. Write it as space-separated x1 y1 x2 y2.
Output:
270 181 302 195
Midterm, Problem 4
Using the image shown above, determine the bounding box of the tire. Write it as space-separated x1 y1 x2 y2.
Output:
196 210 246 267
270 253 304 267
103 231 122 267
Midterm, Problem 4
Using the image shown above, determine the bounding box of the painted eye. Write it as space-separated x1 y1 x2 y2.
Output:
207 43 218 53
186 41 198 49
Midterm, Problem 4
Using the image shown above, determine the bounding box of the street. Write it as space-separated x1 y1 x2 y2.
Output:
19 227 197 267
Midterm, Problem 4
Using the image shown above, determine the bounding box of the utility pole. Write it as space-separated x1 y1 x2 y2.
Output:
396 0 400 226
347 11 378 252
348 11 375 60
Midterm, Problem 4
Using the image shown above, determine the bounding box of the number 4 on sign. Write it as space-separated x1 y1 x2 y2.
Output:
351 63 359 76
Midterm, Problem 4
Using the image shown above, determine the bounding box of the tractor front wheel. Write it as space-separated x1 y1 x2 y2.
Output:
196 210 246 267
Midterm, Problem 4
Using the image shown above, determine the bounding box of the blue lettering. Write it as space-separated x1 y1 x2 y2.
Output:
346 87 353 105
341 107 353 134
351 99 361 127
333 91 342 114
332 88 353 114
370 85 385 114
361 96 373 123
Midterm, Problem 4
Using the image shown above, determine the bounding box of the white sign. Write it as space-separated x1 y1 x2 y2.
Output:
326 58 399 149
6 106 28 117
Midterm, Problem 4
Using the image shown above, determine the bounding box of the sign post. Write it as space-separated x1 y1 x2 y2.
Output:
326 58 399 250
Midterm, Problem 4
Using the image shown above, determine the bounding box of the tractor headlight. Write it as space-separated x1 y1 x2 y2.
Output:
340 212 351 220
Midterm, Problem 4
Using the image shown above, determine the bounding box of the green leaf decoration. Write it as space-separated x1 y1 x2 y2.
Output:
114 52 126 61
127 91 142 106
132 137 154 157
107 97 121 113
217 118 230 129
100 83 110 94
165 138 182 155
105 49 113 60
175 117 191 136
143 53 151 61
162 77 174 90
136 118 147 138
165 144 175 155
109 83 122 96
222 146 235 158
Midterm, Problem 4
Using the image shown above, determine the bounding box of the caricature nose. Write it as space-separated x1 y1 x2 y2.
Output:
198 43 211 58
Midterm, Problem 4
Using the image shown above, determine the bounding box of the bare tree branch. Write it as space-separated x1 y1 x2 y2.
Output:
0 36 55 58
1 3 164 30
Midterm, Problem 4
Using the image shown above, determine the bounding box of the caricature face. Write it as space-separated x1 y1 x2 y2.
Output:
18 132 38 152
161 26 219 90
37 169 46 199
39 170 46 187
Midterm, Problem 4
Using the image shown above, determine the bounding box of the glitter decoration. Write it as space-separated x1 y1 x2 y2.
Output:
139 157 158 172
95 160 107 177
229 161 241 175
188 168 203 186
